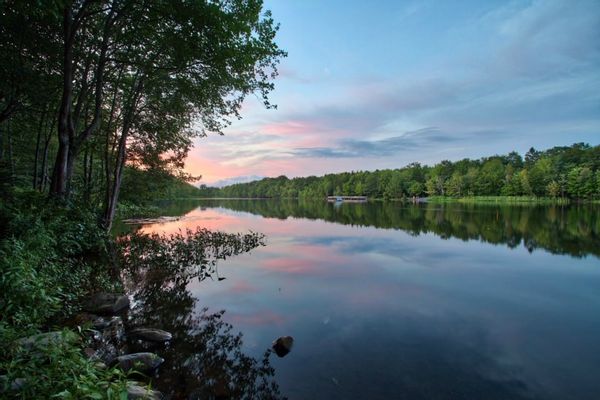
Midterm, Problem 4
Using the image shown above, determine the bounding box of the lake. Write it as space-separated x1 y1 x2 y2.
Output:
119 200 600 400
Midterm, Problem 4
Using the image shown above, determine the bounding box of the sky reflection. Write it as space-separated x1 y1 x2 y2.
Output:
134 201 600 399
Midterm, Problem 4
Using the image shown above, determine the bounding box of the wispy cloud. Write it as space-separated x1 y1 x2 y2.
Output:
185 0 600 183
291 128 469 159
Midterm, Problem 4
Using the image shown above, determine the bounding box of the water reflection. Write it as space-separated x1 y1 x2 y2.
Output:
158 199 599 258
119 200 600 399
117 228 284 399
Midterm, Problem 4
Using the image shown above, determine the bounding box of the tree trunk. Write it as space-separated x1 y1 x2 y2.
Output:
50 1 113 198
33 129 42 189
33 108 48 189
83 146 89 194
40 133 51 192
40 112 56 192
103 127 127 230
102 72 144 230
83 147 93 202
0 124 4 162
7 119 14 180
50 6 76 198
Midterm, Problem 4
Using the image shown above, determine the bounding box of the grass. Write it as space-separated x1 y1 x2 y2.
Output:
426 196 572 205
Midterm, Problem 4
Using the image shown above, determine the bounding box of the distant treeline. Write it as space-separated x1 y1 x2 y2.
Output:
185 199 600 258
199 143 600 200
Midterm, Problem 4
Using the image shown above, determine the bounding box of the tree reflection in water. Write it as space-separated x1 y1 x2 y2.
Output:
117 228 284 399
188 199 600 258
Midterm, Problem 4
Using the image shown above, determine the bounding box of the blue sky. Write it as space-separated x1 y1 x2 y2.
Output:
186 0 600 186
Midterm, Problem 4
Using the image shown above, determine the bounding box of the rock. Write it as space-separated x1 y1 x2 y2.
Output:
82 316 126 365
83 347 97 359
66 312 110 329
0 375 26 392
127 382 162 399
16 331 77 351
94 342 120 365
105 316 125 341
94 361 107 370
272 336 294 357
116 352 164 373
84 293 130 315
128 328 173 343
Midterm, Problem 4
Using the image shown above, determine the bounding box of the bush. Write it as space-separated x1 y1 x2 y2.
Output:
0 326 130 399
0 190 130 398
0 191 118 330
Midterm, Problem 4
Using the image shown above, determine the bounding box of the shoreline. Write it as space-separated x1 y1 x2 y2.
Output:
161 196 599 205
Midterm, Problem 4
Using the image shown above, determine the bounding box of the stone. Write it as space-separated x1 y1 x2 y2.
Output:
66 312 110 329
116 352 164 373
83 347 97 359
16 331 77 351
84 293 130 315
0 375 26 392
105 316 125 341
94 362 107 370
127 382 162 399
272 336 294 357
128 328 173 343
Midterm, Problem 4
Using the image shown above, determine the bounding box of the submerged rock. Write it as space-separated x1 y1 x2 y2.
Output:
272 336 294 357
128 328 173 343
127 382 163 399
85 293 130 315
116 352 164 373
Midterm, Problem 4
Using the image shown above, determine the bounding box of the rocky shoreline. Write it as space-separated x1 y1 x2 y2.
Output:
6 292 170 399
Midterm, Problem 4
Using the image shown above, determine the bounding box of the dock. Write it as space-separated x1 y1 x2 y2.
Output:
326 196 368 203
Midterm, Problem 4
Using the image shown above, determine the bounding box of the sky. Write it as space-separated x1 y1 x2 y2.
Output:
186 0 600 187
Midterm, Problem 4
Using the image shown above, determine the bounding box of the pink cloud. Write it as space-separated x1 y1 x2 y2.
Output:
228 310 285 326
228 280 258 294
262 120 317 135
261 258 321 275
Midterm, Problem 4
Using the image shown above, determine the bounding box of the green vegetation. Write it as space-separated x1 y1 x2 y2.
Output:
203 144 600 201
427 196 571 205
1 191 281 398
1 328 130 400
0 190 129 398
1 0 285 228
1 0 284 397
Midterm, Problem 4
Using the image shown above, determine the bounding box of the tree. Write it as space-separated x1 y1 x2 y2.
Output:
529 158 553 196
408 182 424 198
568 167 594 199
0 0 286 229
547 181 560 198
446 172 464 197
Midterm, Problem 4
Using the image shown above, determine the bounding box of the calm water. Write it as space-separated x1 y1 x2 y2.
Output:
121 200 600 399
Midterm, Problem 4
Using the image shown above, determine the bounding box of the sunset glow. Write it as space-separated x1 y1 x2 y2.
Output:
186 0 600 186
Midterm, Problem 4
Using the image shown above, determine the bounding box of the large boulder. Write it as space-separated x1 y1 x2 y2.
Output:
128 328 173 343
16 331 78 352
272 336 294 357
127 382 163 399
84 293 130 315
116 352 164 373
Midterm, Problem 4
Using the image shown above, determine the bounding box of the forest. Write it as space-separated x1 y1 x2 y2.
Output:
205 143 600 200
0 1 285 398
1 0 284 228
